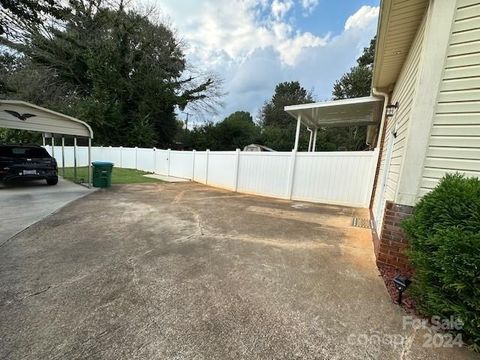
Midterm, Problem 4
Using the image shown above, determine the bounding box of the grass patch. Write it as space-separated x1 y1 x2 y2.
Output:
61 167 163 185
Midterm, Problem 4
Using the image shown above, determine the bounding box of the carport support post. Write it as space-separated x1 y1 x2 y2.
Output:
61 137 65 177
87 138 92 188
73 137 78 182
51 136 55 158
313 129 318 152
293 115 301 151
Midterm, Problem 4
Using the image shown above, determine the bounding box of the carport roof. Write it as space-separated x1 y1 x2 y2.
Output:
0 100 93 138
284 96 384 128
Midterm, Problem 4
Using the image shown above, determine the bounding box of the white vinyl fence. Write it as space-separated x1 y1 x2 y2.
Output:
45 145 379 208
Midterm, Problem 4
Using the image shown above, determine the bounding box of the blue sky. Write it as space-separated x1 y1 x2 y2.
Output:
144 0 380 123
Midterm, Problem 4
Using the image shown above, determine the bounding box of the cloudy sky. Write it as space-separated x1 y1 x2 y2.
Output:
144 0 380 122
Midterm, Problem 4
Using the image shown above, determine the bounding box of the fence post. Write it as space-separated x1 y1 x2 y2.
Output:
286 149 297 200
109 146 112 162
119 146 123 168
135 146 138 170
233 148 240 192
167 148 171 176
205 149 210 185
153 147 156 173
191 150 196 181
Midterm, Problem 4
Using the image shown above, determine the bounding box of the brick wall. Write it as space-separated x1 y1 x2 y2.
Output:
376 201 413 270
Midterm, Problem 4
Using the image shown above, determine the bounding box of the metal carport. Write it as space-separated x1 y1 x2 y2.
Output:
0 100 94 187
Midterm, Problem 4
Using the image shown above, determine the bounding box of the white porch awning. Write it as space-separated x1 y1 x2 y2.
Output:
284 96 384 128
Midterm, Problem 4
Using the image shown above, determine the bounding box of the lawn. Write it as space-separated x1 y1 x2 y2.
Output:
61 167 163 185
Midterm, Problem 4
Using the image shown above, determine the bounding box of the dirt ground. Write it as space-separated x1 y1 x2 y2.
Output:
0 182 477 359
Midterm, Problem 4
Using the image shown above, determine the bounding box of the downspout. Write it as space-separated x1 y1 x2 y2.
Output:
372 88 390 148
368 88 390 210
307 127 313 152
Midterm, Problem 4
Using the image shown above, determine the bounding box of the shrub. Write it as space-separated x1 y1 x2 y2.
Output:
402 173 480 351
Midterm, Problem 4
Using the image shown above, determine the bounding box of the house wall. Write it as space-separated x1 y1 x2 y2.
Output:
374 0 472 270
371 12 427 232
418 0 480 198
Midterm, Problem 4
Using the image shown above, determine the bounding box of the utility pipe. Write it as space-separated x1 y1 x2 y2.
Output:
372 88 390 148
307 127 313 152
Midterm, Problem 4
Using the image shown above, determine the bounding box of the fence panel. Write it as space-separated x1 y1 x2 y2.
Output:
136 148 154 172
121 147 137 169
44 145 378 208
193 151 207 183
108 147 122 167
237 152 291 198
207 151 237 190
292 150 378 208
170 151 193 179
155 150 169 175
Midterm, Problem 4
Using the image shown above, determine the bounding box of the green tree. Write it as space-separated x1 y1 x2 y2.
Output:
259 81 313 151
2 1 222 147
184 111 261 151
332 37 375 99
214 111 260 150
0 0 69 39
260 81 313 128
325 36 376 151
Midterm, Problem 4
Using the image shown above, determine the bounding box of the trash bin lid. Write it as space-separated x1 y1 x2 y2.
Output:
92 161 114 166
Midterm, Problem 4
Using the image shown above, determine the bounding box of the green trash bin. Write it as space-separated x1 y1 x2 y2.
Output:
92 161 114 188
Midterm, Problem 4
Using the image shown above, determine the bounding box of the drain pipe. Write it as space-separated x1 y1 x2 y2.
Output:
372 88 390 148
307 127 313 152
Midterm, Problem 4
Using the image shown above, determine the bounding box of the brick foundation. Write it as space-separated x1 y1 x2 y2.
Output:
376 201 413 271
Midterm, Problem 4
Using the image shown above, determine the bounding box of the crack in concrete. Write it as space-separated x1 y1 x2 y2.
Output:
400 328 418 360
3 273 90 306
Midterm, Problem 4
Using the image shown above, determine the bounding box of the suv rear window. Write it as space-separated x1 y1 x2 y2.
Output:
0 147 50 158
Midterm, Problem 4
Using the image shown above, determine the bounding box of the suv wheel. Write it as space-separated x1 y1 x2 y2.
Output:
46 177 58 186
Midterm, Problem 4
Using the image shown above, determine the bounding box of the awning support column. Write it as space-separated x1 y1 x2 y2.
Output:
313 129 318 152
293 115 301 151
307 128 313 152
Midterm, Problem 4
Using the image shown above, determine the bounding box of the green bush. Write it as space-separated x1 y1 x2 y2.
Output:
402 173 480 351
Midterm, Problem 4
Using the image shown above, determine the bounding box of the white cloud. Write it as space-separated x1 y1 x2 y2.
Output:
271 0 294 20
301 0 319 14
344 5 379 31
144 1 379 119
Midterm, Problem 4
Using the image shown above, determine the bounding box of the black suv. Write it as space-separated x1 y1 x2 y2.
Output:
0 145 58 185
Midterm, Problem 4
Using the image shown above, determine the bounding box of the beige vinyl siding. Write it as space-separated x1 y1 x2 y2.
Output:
372 13 427 220
419 0 480 198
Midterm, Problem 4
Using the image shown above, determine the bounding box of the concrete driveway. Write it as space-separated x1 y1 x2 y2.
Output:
0 183 477 359
0 178 92 244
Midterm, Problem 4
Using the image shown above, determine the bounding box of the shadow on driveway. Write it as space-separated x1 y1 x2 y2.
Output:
0 182 477 359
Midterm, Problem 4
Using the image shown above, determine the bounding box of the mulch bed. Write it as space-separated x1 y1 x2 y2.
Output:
377 263 416 314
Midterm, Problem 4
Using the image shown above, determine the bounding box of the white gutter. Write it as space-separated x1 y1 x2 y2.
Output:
372 88 389 148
